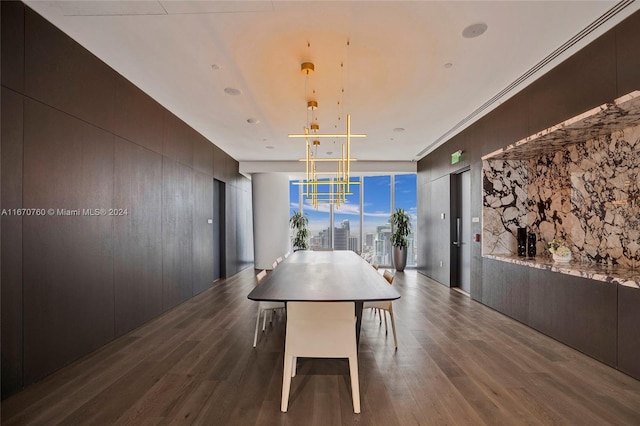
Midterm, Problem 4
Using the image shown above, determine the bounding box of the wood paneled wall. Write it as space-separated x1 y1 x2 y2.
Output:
1 1 253 398
417 10 640 379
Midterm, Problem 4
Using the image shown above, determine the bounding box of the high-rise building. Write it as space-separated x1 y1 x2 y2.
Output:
334 227 348 250
375 223 392 265
365 233 374 248
341 219 350 234
348 236 359 252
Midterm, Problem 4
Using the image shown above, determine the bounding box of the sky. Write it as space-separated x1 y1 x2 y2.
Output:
290 174 417 237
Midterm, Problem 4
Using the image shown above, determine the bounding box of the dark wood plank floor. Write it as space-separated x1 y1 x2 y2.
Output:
2 269 640 425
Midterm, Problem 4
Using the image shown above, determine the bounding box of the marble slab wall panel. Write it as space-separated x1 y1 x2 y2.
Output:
526 151 575 257
567 125 640 267
482 159 528 255
483 123 639 267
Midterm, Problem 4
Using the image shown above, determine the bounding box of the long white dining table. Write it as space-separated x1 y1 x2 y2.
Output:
247 250 401 344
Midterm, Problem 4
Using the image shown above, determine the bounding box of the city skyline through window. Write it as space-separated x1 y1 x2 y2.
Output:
289 174 417 267
363 176 391 265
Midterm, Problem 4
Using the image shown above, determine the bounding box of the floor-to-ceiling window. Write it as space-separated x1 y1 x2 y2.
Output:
363 176 392 265
290 179 331 250
333 178 361 252
289 174 417 266
394 174 417 267
289 180 299 218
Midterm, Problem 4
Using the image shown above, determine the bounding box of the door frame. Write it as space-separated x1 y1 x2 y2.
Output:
450 167 470 291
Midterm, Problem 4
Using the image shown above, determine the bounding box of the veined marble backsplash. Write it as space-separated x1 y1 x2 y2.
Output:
482 160 528 255
483 124 639 267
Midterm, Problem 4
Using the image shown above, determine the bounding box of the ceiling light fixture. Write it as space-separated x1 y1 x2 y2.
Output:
301 62 315 75
288 50 365 208
224 87 241 96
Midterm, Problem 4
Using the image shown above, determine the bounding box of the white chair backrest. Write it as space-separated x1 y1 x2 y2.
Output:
276 256 284 264
284 251 291 258
383 270 394 285
288 301 354 321
286 302 355 358
256 269 268 284
272 261 278 269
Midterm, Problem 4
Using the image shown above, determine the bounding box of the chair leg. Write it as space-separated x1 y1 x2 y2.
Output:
389 306 398 349
348 354 361 414
292 356 297 377
253 307 262 347
383 309 388 334
281 355 293 412
378 308 382 324
262 310 268 331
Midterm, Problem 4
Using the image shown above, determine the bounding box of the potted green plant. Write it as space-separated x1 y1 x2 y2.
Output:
390 208 411 271
289 211 310 251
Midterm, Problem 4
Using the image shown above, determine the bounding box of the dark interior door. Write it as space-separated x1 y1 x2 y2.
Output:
213 179 226 281
451 169 471 294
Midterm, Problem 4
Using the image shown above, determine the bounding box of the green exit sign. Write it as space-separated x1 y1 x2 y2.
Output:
451 150 462 164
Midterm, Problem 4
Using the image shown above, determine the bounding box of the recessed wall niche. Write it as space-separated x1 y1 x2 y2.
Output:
482 91 640 267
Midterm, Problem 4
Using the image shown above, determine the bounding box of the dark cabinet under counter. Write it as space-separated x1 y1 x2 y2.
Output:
482 257 639 381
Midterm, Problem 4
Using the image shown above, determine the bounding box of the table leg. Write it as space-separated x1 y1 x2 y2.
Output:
355 301 363 349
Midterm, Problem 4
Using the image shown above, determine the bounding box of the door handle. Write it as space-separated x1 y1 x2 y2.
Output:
453 218 461 247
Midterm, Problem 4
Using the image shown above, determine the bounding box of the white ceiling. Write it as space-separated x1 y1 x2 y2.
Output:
25 1 639 166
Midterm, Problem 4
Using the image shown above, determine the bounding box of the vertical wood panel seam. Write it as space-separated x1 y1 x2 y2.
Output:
614 21 619 97
111 134 116 338
21 13 27 386
161 117 165 312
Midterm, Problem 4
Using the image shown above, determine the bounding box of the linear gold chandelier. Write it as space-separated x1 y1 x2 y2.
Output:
288 47 366 209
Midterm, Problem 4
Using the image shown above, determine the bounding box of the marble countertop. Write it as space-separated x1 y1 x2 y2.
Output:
485 254 640 289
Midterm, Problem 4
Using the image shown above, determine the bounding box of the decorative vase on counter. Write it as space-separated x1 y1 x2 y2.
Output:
527 233 536 257
552 252 572 263
517 227 527 257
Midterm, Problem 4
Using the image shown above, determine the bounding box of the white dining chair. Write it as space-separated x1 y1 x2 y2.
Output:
253 270 286 347
363 270 398 349
284 251 291 259
281 302 360 414
276 256 284 264
272 260 278 270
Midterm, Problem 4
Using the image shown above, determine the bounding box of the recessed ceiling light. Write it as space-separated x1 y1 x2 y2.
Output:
326 151 333 155
462 23 488 38
224 87 242 96
265 145 275 149
211 64 221 70
393 127 405 132
247 118 260 124
444 63 453 68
